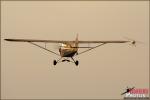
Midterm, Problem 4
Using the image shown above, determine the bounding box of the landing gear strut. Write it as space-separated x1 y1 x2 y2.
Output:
71 57 79 66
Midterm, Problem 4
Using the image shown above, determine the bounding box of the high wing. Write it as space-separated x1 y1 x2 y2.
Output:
79 40 130 43
4 39 71 43
4 39 130 43
4 38 132 56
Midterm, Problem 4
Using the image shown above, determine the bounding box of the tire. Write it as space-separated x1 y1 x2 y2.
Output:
53 60 57 65
75 60 79 66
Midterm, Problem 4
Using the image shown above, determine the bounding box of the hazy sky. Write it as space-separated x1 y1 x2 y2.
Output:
1 1 149 99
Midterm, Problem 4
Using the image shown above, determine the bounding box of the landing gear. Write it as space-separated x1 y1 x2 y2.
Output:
53 57 79 66
71 57 79 66
53 60 57 65
75 60 79 66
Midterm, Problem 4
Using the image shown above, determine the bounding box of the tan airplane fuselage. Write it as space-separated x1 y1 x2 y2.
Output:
59 43 78 57
59 35 78 57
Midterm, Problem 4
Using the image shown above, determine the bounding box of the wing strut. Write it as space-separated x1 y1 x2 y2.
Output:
28 42 60 56
76 43 106 56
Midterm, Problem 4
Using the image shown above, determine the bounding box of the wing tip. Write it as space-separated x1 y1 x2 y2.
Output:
4 39 17 42
4 39 13 41
4 39 9 41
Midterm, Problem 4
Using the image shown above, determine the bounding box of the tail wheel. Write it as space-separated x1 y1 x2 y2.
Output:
53 60 57 65
75 60 79 66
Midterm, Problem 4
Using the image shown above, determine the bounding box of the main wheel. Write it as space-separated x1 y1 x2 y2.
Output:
75 60 79 66
53 60 57 65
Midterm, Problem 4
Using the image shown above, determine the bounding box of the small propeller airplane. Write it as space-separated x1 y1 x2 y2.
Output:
4 34 136 66
121 87 135 95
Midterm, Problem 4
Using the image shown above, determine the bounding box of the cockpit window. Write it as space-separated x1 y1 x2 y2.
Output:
61 43 71 48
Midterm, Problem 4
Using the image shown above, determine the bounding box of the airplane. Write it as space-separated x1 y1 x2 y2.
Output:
4 34 136 66
121 87 135 95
